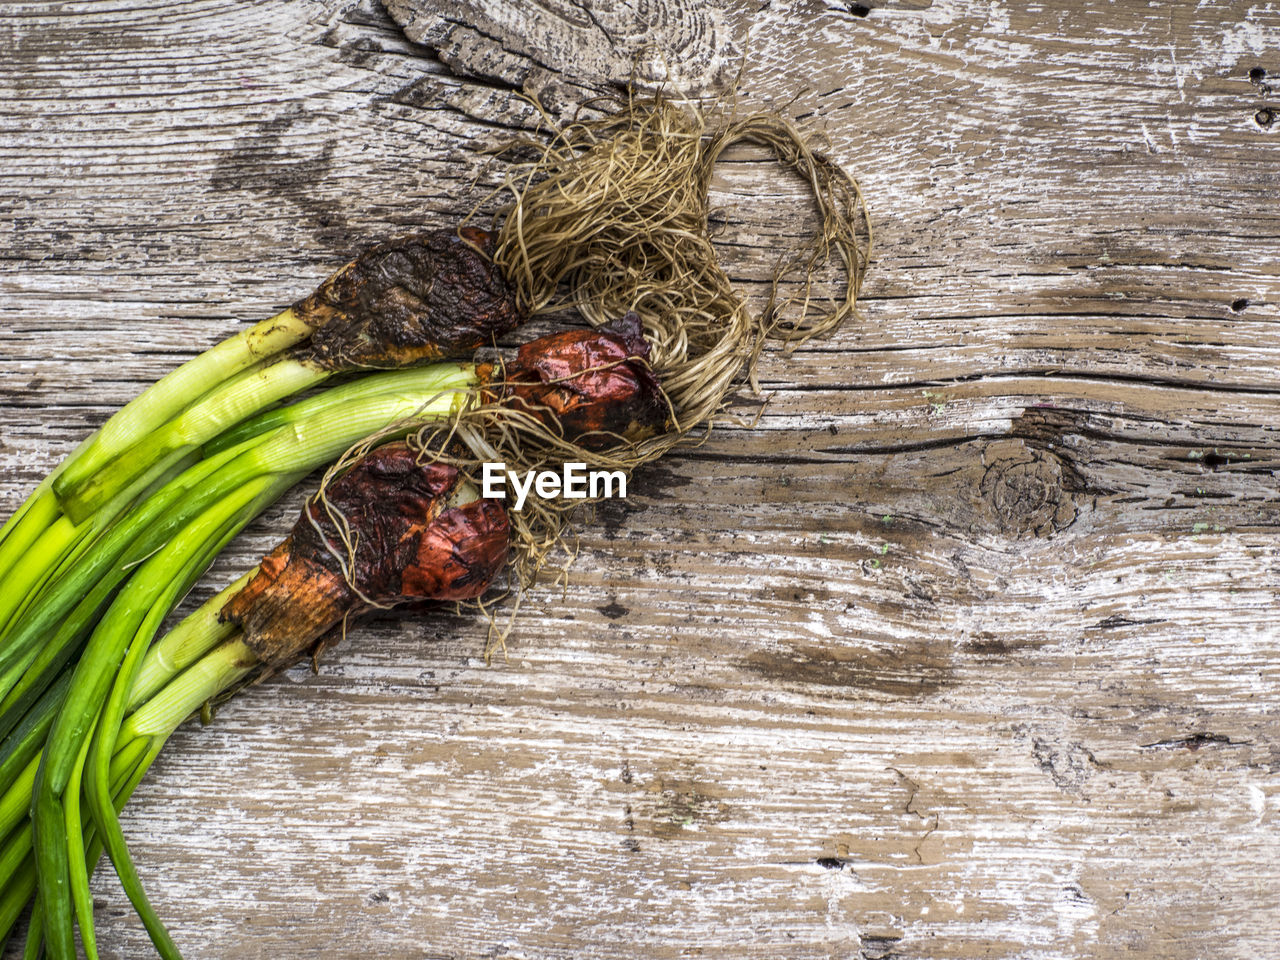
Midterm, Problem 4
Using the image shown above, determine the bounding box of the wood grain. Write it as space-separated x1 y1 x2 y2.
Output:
2 0 1279 957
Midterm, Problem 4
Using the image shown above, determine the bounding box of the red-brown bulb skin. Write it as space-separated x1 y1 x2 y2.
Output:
222 442 509 667
403 499 511 601
502 312 670 448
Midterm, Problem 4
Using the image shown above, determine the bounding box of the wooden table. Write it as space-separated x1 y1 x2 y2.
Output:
2 1 1278 957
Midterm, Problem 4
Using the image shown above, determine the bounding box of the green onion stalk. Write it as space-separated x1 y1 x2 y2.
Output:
0 361 478 757
0 227 524 648
0 439 513 959
0 364 480 959
0 581 260 957
0 359 478 750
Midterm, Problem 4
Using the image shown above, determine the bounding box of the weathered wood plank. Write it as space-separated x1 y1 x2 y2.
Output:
2 0 1279 958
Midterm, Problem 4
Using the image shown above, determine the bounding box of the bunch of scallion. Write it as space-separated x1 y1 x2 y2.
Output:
0 314 670 959
0 227 522 957
1 430 513 957
0 226 519 647
0 361 481 955
0 85 874 957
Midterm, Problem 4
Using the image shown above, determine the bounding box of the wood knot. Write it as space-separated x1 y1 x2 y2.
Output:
979 439 1077 538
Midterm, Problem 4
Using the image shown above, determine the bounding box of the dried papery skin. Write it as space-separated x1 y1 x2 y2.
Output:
293 227 526 370
402 500 510 600
500 312 671 448
221 443 510 668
